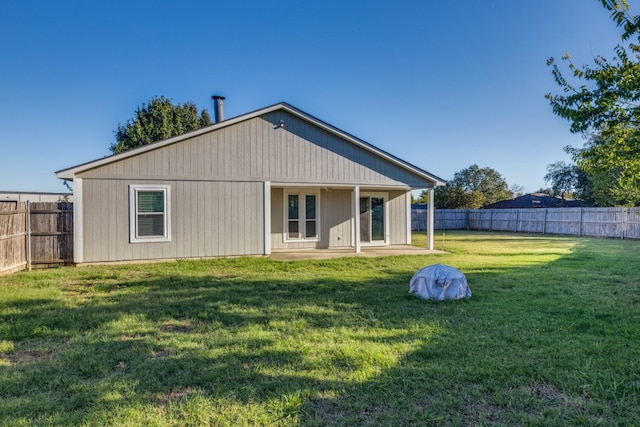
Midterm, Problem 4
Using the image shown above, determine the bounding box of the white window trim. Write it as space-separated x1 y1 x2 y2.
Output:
283 189 320 242
129 185 171 243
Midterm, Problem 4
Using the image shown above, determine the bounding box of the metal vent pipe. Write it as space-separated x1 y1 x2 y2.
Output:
212 95 225 123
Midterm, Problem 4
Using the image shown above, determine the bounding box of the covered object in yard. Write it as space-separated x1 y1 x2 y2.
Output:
409 264 471 301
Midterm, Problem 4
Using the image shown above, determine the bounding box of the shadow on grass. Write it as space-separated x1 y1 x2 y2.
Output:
0 268 428 424
1 246 639 425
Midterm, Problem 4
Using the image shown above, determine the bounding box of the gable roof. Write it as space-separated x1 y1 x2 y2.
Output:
56 102 445 186
482 193 584 209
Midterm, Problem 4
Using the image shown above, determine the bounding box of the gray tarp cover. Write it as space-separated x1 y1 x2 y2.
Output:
409 264 471 301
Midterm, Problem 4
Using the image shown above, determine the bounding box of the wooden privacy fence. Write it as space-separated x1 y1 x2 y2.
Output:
0 202 27 274
0 201 73 275
412 207 640 239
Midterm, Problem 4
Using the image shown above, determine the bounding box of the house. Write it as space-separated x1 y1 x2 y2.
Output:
482 193 583 209
1 190 72 202
56 99 444 264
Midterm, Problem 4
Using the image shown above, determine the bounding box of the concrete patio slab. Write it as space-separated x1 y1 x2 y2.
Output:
270 245 446 261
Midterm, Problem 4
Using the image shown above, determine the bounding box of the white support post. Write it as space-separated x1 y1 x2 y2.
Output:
354 185 361 253
73 178 83 264
406 191 412 244
427 188 435 250
263 181 271 255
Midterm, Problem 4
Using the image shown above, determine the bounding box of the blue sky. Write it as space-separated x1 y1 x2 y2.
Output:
0 0 626 193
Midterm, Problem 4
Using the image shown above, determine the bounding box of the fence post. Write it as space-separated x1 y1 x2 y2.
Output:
579 207 583 237
26 201 32 271
542 208 547 234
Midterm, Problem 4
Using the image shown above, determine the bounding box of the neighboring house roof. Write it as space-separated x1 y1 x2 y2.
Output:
483 193 583 209
56 102 445 186
1 190 72 202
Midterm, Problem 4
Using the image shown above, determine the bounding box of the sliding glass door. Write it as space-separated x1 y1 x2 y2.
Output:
359 193 387 245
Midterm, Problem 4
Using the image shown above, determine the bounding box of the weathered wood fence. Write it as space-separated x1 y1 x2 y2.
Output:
0 202 27 274
0 201 73 275
412 207 640 239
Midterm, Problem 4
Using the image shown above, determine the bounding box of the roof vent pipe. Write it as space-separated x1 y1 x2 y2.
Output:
212 95 225 123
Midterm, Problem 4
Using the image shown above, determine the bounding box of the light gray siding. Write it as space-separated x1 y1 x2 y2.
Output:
270 188 286 250
323 189 353 248
270 188 353 250
388 190 410 245
73 106 430 262
81 179 263 263
79 112 429 189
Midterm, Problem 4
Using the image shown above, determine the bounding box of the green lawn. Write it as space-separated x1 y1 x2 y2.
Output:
1 231 639 426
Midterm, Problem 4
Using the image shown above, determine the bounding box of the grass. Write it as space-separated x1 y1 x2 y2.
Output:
1 231 639 426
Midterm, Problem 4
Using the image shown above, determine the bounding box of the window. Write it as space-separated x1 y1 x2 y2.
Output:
359 193 387 245
129 185 171 243
285 190 319 241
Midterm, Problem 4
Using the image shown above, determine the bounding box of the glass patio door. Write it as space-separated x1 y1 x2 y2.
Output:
359 194 386 244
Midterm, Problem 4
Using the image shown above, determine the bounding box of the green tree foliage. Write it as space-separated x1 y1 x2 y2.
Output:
545 0 640 206
111 96 212 154
566 133 640 205
415 191 429 204
544 155 622 207
579 167 618 206
428 164 513 209
544 161 579 200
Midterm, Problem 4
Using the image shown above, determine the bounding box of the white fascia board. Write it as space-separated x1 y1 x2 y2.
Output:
269 182 412 191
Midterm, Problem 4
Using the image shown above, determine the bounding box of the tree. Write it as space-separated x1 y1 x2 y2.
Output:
430 164 513 209
544 161 579 201
535 187 553 195
575 166 613 206
543 155 625 206
111 96 212 154
432 185 471 209
510 183 525 198
545 0 640 206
